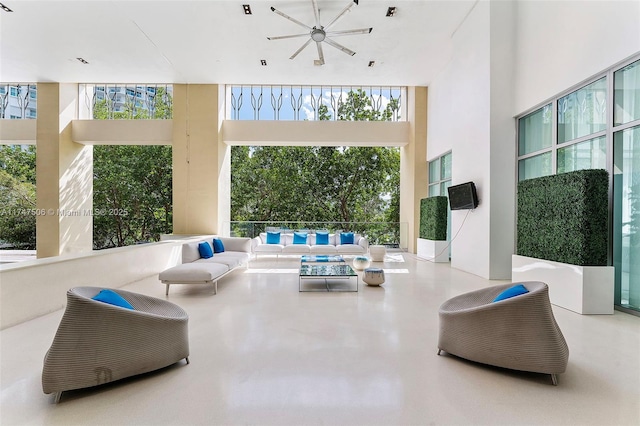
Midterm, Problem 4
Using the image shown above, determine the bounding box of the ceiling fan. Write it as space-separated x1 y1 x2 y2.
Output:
267 0 372 66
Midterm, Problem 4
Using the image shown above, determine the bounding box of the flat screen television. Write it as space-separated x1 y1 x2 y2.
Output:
447 181 479 210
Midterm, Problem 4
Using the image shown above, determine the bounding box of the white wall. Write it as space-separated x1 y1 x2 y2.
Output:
427 0 637 280
0 241 183 330
428 1 493 278
514 0 640 114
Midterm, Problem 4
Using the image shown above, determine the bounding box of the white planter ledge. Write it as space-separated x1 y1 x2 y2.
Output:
512 254 614 315
417 238 449 263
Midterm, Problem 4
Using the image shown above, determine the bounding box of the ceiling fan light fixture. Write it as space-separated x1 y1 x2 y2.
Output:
386 7 397 17
260 59 267 66
368 61 375 67
76 57 89 65
0 2 13 12
311 28 326 42
242 4 252 15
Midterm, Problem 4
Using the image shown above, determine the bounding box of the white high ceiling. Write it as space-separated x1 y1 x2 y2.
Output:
0 0 477 86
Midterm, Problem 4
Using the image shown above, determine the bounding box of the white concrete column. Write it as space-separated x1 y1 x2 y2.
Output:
172 84 220 234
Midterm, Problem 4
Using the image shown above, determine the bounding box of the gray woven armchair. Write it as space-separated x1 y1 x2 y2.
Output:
438 281 568 385
42 287 189 403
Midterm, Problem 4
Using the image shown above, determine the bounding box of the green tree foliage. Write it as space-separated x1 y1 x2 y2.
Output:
231 90 400 242
93 88 173 249
93 145 172 249
0 145 36 248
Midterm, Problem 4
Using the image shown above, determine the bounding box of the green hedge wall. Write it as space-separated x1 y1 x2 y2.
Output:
517 169 608 266
420 196 448 241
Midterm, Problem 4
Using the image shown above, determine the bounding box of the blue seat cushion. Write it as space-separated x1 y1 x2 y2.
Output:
493 284 529 302
293 232 308 244
316 231 329 245
212 238 225 253
340 232 354 245
92 289 134 310
266 231 281 244
198 241 214 259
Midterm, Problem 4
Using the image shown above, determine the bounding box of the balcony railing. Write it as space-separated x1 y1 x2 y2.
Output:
0 83 37 119
227 85 405 121
79 84 173 119
227 221 407 250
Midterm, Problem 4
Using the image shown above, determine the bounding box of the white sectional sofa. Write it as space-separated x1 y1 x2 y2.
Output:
159 236 251 295
251 231 368 257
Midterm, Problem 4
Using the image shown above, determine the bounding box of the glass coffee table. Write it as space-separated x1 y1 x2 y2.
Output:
299 264 358 292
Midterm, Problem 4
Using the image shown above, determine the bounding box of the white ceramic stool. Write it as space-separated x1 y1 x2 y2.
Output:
363 268 385 286
369 245 386 262
352 255 371 271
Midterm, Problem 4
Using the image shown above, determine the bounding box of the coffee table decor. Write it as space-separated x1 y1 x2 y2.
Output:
299 264 358 292
300 255 345 264
352 255 371 271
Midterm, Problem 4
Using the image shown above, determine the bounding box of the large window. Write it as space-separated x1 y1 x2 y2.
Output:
517 56 640 314
518 78 608 181
428 152 452 243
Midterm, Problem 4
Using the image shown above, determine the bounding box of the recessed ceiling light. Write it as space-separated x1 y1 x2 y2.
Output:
386 7 396 17
243 4 252 15
368 61 375 67
76 57 89 65
260 59 267 66
0 2 13 12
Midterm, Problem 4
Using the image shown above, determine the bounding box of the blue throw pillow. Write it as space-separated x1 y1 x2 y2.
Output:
493 284 529 302
293 232 308 244
340 232 354 245
92 289 134 310
316 231 329 245
198 241 214 259
266 231 281 244
212 238 225 253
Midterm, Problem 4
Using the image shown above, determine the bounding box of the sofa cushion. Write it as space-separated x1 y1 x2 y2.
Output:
282 244 310 254
266 231 281 244
254 243 284 253
212 238 225 253
310 245 338 254
159 263 229 283
198 241 214 259
293 232 308 244
340 232 354 245
182 241 202 263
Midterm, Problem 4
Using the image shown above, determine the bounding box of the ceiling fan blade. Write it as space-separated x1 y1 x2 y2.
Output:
270 6 312 30
311 0 321 28
324 37 356 56
267 33 311 41
326 27 373 37
290 38 313 60
315 41 325 65
324 0 358 30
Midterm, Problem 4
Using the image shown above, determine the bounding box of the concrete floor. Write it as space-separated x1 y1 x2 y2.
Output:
1 253 639 425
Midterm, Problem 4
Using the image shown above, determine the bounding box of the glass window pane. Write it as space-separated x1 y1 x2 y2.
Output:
429 157 440 183
613 125 640 310
614 60 640 126
518 152 552 181
518 104 552 156
557 136 606 174
558 77 607 143
441 180 451 196
428 184 440 197
441 153 452 180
